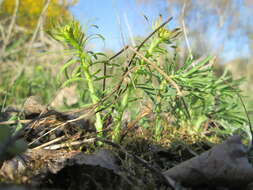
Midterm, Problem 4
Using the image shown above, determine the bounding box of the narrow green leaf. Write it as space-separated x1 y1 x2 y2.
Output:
62 77 86 87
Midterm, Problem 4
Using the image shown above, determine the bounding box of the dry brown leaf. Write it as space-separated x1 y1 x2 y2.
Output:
163 135 253 188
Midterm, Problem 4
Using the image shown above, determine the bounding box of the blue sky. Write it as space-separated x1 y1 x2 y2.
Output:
70 0 250 62
70 0 170 50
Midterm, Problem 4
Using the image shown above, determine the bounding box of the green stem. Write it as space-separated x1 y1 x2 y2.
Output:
112 88 130 142
147 39 162 56
155 114 162 141
81 55 103 136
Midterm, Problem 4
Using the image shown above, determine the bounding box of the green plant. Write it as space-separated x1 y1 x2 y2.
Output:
134 51 246 139
110 18 183 141
49 21 107 137
48 18 248 143
119 18 247 140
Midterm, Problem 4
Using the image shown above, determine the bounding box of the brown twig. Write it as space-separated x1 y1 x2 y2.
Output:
127 17 173 69
102 45 129 93
127 46 192 119
128 46 183 96
103 17 173 99
120 106 151 141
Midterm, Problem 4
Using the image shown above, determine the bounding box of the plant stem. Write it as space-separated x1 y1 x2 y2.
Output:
81 54 103 136
112 87 130 142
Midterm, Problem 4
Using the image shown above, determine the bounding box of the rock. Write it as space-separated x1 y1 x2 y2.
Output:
50 85 78 109
23 96 46 118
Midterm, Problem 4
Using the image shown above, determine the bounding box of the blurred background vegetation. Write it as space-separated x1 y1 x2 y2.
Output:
1 0 72 29
0 0 78 107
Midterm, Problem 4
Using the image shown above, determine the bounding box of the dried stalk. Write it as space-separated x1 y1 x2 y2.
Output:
26 0 51 59
181 2 193 59
43 138 96 150
1 0 19 53
128 46 183 96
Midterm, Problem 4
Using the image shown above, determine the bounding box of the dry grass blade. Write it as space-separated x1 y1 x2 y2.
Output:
121 106 151 141
0 119 30 125
28 106 97 147
181 2 192 59
32 136 66 150
43 138 96 150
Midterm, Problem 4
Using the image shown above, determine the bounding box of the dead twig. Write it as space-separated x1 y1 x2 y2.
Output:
128 46 183 96
127 17 173 69
127 46 191 119
103 17 173 99
120 106 151 141
102 45 129 93
181 2 193 59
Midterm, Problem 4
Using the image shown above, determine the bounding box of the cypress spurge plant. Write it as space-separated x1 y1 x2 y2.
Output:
48 18 248 144
110 18 182 141
125 18 182 140
125 18 247 140
49 21 104 137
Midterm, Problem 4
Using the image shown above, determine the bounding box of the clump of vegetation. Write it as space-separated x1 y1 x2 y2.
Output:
1 1 253 189
48 18 248 144
0 1 252 188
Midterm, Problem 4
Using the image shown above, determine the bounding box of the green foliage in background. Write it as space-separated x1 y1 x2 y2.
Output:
0 65 58 106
